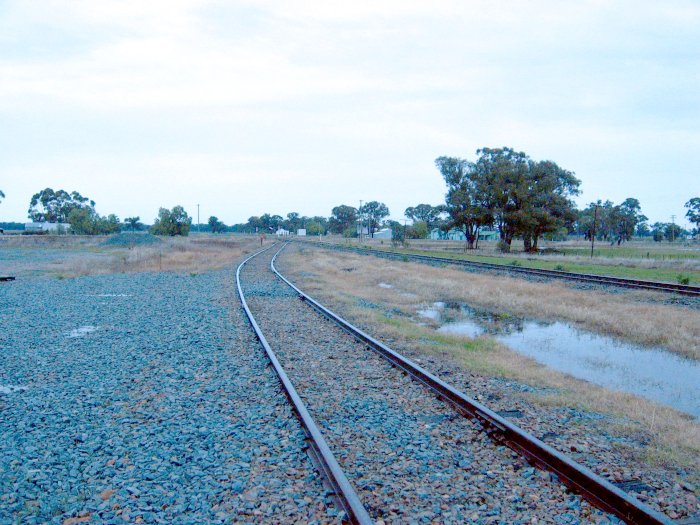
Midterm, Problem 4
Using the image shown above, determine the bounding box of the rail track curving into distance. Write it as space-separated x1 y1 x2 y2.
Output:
236 242 673 524
297 240 700 297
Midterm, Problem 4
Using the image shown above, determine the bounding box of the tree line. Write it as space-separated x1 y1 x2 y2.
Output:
4 175 700 242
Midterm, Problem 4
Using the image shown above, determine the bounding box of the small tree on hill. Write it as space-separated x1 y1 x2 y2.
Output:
125 216 143 231
151 206 192 236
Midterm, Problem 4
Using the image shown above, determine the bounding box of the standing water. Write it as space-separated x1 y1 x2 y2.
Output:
424 304 700 418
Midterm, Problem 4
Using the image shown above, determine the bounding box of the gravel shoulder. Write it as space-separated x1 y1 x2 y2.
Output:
1 262 338 524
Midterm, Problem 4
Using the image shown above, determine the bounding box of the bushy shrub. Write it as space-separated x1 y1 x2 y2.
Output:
68 208 120 235
151 206 192 236
497 240 511 253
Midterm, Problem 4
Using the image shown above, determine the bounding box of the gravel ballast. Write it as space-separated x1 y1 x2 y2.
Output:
0 266 338 524
240 245 624 524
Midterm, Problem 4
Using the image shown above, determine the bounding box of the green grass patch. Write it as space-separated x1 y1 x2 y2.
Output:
370 312 509 376
560 245 700 260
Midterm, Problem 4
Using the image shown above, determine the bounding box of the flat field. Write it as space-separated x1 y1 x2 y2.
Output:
0 233 259 278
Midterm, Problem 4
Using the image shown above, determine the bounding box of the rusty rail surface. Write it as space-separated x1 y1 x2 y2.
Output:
298 240 700 297
272 242 673 525
236 245 373 525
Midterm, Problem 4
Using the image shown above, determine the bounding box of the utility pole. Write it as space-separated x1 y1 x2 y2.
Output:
197 204 200 233
671 214 676 243
590 204 598 258
358 200 363 243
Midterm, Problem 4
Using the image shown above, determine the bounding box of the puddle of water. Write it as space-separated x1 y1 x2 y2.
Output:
378 283 394 289
0 385 27 395
429 305 700 418
68 326 98 338
417 302 448 321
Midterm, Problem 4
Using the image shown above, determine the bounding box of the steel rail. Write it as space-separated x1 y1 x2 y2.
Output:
236 245 373 525
300 240 700 297
271 242 673 525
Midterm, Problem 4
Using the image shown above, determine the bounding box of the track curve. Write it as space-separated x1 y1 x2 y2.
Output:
238 242 673 524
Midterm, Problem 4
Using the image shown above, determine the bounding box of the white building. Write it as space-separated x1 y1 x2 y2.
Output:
297 229 307 236
372 228 393 239
275 228 290 236
24 222 66 233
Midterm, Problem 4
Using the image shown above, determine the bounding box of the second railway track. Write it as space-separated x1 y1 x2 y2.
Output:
237 243 673 524
296 240 700 298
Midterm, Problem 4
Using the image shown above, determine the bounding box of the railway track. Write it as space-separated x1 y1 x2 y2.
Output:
297 240 700 297
237 243 673 524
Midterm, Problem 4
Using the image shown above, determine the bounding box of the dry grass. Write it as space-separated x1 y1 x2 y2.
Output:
290 247 700 360
2 234 261 277
280 246 700 469
76 236 258 276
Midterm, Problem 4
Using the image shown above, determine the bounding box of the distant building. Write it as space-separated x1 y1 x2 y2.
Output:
297 229 307 236
24 222 66 233
372 228 393 239
429 228 498 241
275 228 290 236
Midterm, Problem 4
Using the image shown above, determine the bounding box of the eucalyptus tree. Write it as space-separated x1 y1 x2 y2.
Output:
579 198 646 244
520 159 580 251
285 212 301 232
436 156 490 249
151 206 191 236
473 147 531 251
359 201 389 238
439 148 579 251
208 216 226 233
28 188 95 223
329 205 358 234
686 198 700 234
404 204 444 231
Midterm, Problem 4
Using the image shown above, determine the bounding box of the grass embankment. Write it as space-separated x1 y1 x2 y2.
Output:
314 238 700 285
0 234 261 278
279 246 700 470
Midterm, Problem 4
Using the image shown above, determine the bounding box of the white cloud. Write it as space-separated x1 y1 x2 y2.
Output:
0 0 698 225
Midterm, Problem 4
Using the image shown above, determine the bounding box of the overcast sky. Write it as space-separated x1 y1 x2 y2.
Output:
1 1 698 226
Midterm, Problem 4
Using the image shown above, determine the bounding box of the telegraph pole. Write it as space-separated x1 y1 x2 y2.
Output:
590 204 598 258
358 200 363 243
671 214 676 243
